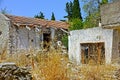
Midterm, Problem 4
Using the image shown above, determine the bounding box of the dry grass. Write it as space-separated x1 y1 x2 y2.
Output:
32 50 69 80
0 48 120 80
80 65 117 80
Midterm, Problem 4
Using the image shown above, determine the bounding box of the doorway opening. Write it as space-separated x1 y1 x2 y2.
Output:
43 33 51 50
81 42 105 64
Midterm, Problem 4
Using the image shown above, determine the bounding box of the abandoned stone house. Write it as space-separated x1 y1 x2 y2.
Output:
0 13 69 54
68 1 120 64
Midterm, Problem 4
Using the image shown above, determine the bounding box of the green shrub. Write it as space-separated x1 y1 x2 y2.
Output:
62 34 68 49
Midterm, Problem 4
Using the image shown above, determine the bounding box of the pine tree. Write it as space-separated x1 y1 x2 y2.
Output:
51 12 55 20
34 11 45 19
72 0 82 20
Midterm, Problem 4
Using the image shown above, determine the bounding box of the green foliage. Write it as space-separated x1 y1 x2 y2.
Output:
51 12 55 20
65 0 82 21
61 34 68 49
34 11 45 19
101 0 108 4
69 18 83 30
83 12 100 28
65 1 73 21
72 0 82 20
82 0 108 28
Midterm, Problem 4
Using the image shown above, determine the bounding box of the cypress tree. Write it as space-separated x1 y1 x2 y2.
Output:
51 12 55 20
72 0 82 20
65 1 73 21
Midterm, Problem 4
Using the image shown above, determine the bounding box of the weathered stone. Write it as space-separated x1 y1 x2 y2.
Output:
115 69 120 80
0 62 32 80
100 1 120 29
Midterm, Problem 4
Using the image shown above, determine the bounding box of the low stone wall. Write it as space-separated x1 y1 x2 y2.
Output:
0 62 32 80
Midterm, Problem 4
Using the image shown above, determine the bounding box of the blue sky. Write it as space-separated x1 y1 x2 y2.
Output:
0 0 85 21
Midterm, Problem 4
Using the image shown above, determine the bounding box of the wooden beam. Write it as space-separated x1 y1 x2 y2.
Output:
81 49 85 64
97 43 102 64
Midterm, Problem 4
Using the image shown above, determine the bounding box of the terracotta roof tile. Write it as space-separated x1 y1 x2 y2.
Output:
5 14 69 29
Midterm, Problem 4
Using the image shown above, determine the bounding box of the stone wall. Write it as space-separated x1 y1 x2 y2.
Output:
0 13 10 54
112 30 120 60
68 27 113 64
9 25 43 53
112 30 120 59
100 1 120 28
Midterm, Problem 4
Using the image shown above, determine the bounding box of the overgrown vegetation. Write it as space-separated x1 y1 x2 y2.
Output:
62 34 68 49
0 48 120 80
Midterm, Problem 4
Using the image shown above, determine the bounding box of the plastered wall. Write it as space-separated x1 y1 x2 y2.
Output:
68 27 113 64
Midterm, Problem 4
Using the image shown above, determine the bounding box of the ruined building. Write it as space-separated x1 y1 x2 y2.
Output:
68 1 120 64
0 13 69 54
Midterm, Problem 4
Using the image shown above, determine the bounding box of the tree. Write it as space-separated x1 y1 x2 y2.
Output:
34 11 45 19
72 0 82 20
101 0 108 4
62 0 83 49
51 12 55 20
83 12 100 28
65 1 73 21
82 0 108 28
69 18 83 30
65 0 83 30
65 0 82 21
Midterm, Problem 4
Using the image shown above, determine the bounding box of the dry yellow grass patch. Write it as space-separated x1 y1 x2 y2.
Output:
32 50 69 80
0 49 120 80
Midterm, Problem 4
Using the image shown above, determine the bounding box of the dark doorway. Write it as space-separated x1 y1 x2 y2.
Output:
81 43 105 64
43 33 51 50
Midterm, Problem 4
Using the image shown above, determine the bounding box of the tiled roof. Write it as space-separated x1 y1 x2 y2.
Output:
5 14 69 29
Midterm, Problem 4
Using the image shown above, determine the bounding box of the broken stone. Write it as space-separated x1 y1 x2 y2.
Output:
115 69 120 80
0 62 32 80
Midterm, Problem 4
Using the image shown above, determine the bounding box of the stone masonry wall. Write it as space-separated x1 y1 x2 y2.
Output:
0 13 10 54
112 30 120 60
9 25 43 53
100 1 120 27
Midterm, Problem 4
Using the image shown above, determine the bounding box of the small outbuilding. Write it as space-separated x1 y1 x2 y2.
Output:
68 1 120 64
68 27 120 64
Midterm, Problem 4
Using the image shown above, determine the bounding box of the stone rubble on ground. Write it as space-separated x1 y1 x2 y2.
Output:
115 69 120 80
0 62 32 80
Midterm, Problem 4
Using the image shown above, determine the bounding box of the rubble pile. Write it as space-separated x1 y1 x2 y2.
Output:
115 69 120 80
0 62 32 80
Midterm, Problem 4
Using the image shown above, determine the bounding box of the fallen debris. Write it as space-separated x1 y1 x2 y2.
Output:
0 62 32 80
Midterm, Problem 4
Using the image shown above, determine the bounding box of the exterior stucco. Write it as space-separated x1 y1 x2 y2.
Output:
68 27 113 64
